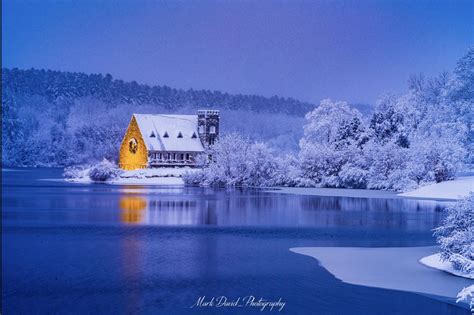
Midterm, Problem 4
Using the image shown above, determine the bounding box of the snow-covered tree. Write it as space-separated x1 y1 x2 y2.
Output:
271 154 302 187
446 47 474 164
457 285 474 311
299 99 365 187
434 193 474 276
297 47 472 191
301 98 359 145
363 140 417 191
183 134 281 187
1 90 25 166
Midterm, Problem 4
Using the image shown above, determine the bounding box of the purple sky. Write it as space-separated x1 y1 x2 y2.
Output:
3 0 473 104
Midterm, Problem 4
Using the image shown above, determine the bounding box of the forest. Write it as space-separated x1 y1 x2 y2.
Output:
1 67 314 166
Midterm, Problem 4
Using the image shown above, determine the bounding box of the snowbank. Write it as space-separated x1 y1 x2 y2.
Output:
266 187 399 199
290 246 472 308
398 176 474 200
66 167 198 186
270 176 473 200
108 176 184 185
420 253 474 279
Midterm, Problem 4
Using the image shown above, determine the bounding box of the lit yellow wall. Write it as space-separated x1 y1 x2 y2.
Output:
119 116 148 170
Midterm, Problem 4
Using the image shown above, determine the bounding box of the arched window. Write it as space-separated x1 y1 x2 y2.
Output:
191 132 197 139
150 131 156 138
163 131 169 138
177 132 183 138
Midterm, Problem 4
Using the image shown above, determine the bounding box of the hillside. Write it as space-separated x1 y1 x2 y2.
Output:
2 68 314 115
2 68 314 167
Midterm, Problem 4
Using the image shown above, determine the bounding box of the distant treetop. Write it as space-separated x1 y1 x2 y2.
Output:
1 67 314 116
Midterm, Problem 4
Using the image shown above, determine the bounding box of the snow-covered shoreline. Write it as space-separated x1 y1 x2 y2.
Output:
290 246 472 308
61 161 473 200
267 176 473 201
65 167 195 185
420 253 473 279
398 176 474 201
266 187 399 199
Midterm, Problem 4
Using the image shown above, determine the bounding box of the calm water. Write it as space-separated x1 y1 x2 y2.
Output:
2 169 469 314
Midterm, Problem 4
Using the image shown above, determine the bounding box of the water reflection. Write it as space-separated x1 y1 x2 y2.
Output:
120 196 146 224
116 189 445 230
0 167 448 231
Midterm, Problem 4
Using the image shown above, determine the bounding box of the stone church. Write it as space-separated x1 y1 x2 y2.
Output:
119 110 219 170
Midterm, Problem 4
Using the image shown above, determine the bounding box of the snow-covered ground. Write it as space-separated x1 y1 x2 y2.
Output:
266 187 399 199
66 167 197 185
290 246 472 308
398 176 474 200
268 176 474 200
420 253 473 279
108 176 184 185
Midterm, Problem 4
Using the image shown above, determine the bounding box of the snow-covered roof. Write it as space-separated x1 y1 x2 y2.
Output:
133 114 204 152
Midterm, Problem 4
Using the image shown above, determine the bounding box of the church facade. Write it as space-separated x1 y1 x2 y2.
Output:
119 110 219 170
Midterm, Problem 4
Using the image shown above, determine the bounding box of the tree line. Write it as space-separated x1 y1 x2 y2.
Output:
185 48 473 191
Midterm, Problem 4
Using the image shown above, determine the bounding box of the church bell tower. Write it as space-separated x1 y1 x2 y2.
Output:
197 110 220 148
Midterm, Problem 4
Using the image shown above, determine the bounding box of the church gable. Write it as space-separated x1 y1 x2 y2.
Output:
119 116 148 170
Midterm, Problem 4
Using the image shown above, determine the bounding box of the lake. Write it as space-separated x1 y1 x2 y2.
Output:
2 168 469 314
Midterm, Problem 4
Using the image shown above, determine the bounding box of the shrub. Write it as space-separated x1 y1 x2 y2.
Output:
338 164 368 189
182 169 207 186
88 159 121 182
63 165 89 179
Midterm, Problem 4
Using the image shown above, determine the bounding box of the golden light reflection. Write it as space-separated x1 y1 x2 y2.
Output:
120 196 147 224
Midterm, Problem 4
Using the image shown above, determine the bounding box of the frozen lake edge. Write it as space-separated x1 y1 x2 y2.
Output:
290 246 472 309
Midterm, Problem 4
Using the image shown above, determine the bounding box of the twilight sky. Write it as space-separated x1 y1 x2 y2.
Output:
3 0 473 104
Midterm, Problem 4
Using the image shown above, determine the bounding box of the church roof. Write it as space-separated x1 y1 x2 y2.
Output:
133 114 204 152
